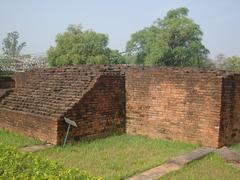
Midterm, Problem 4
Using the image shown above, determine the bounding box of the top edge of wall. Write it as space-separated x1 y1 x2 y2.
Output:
9 64 240 77
126 66 240 77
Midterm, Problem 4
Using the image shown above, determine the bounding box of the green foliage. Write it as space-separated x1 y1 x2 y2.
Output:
220 56 240 72
126 7 209 67
108 50 126 65
2 31 26 59
231 143 240 153
0 71 13 76
0 143 99 180
48 25 125 66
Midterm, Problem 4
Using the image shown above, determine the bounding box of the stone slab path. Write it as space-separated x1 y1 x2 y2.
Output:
129 147 214 180
215 146 240 168
215 146 240 162
19 143 54 152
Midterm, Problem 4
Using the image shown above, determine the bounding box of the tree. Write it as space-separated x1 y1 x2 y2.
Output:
47 25 125 66
220 56 240 72
2 31 26 59
126 7 209 67
214 55 240 72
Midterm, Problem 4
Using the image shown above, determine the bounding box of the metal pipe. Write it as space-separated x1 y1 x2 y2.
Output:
63 124 71 147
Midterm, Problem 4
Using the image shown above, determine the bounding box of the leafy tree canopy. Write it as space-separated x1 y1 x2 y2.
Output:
219 56 240 72
48 25 125 66
2 31 26 59
126 7 209 67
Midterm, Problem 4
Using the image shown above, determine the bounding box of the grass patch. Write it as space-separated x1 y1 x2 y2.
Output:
37 134 198 180
231 143 240 154
0 128 40 148
160 153 240 180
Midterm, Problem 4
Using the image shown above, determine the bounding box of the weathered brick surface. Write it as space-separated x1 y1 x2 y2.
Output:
1 67 99 117
0 108 58 144
57 75 125 144
0 65 240 147
219 74 240 146
0 65 126 144
126 67 224 147
12 72 29 88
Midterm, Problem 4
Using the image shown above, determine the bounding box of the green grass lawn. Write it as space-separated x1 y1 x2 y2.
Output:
231 143 240 154
1 127 240 180
0 128 40 148
36 134 198 180
160 153 240 180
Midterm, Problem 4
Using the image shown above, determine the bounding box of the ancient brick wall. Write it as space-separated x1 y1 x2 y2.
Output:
0 67 102 118
0 65 126 144
220 74 240 146
1 65 240 147
0 68 69 144
126 67 224 147
12 72 30 88
58 75 125 144
0 108 58 144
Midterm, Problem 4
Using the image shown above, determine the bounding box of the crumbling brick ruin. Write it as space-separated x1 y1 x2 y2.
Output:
0 66 125 144
0 65 240 148
126 67 240 147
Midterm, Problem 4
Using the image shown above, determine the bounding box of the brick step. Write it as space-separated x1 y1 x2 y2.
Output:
0 103 67 116
3 91 88 102
1 96 77 109
0 65 123 117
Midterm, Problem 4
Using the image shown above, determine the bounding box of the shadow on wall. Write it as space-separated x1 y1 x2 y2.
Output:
0 76 15 98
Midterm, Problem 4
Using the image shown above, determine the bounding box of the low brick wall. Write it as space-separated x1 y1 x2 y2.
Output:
126 68 224 147
220 74 240 146
58 75 125 144
0 66 240 147
0 66 126 145
0 108 58 144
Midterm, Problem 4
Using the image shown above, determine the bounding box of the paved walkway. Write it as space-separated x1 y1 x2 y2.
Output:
215 146 240 168
129 147 214 180
215 146 240 162
19 143 54 152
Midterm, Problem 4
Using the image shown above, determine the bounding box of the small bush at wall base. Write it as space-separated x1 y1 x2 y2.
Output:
0 143 100 180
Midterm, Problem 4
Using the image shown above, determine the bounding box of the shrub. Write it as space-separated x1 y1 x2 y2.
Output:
0 143 100 180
